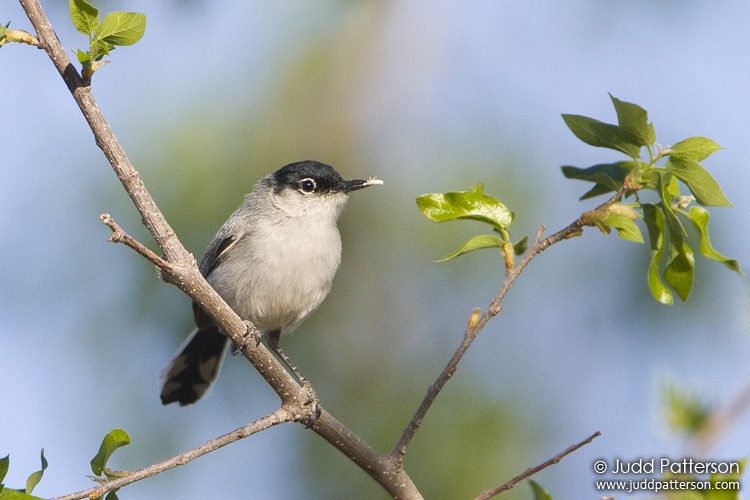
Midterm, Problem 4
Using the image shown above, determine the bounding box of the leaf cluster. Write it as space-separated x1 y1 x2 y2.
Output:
69 0 146 82
416 184 527 264
562 94 740 304
0 430 130 500
417 95 741 304
0 450 46 500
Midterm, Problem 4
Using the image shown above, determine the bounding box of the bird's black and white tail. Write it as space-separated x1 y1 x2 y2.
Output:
159 326 229 406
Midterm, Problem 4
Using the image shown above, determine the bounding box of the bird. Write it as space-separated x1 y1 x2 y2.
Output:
159 160 382 406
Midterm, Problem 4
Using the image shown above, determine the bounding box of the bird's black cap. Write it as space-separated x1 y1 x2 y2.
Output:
272 160 382 195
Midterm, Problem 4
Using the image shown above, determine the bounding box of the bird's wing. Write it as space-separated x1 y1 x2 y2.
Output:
200 232 241 277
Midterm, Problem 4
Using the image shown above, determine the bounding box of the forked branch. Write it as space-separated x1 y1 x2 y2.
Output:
393 187 629 463
18 1 420 498
49 409 296 500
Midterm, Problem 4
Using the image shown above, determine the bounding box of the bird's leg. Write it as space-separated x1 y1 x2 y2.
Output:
266 329 307 384
266 329 318 412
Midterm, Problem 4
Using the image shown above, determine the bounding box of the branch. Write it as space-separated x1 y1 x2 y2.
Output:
19 1 422 498
475 431 601 500
48 409 296 500
100 214 171 271
392 186 630 463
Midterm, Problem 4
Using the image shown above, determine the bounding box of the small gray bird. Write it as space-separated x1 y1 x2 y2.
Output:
160 160 382 406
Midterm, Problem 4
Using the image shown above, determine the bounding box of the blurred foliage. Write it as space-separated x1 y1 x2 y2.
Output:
662 379 713 438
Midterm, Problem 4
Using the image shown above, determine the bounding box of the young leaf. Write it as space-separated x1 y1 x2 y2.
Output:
643 204 673 305
610 94 656 147
96 12 146 46
655 171 687 236
528 480 554 500
69 0 99 36
90 429 131 476
561 162 628 194
669 136 722 162
687 207 742 274
561 114 641 158
75 48 91 64
601 213 643 243
663 241 695 302
0 454 9 485
435 234 505 262
513 235 528 256
416 184 512 231
665 156 731 207
24 450 47 496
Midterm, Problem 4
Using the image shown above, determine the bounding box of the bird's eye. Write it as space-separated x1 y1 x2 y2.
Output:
299 178 316 193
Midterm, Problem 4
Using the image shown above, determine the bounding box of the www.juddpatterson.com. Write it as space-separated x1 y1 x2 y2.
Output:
592 458 741 494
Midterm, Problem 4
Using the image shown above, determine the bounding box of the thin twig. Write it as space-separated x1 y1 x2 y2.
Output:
100 214 174 271
19 1 422 497
47 409 295 500
474 431 602 500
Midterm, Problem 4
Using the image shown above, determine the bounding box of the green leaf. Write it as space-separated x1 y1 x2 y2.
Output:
663 241 695 302
579 182 618 200
561 114 641 158
96 12 146 46
75 48 91 64
528 480 554 500
417 184 512 231
0 455 8 485
90 429 131 476
666 156 731 207
643 204 673 305
105 491 120 500
687 207 742 274
655 171 687 237
670 136 722 162
513 235 528 256
561 162 630 198
610 93 656 146
0 489 43 499
24 451 47 495
69 0 99 36
435 234 505 262
601 213 643 243
91 39 113 60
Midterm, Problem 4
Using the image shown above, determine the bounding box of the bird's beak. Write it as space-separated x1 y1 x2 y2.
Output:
340 177 384 193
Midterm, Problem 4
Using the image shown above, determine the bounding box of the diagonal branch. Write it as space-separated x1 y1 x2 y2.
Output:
19 1 421 498
48 409 296 500
474 431 601 500
392 187 630 463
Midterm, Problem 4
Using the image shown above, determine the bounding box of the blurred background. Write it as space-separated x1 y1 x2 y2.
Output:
2 1 749 499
